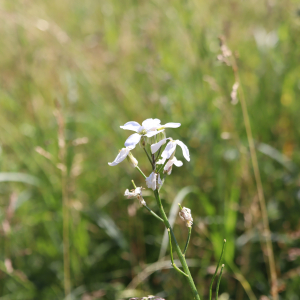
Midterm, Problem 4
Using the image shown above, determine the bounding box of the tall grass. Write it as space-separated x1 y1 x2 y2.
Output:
0 0 300 299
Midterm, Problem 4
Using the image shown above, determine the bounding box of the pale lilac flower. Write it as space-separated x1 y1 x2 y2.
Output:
145 172 162 190
179 207 193 227
124 187 146 206
151 138 190 161
157 156 183 175
108 146 137 166
120 118 180 147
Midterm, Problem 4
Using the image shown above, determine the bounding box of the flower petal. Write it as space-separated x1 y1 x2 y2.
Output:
142 118 161 130
108 147 130 166
161 141 176 159
124 133 141 147
175 140 190 161
120 121 141 132
145 129 164 138
162 122 181 128
151 138 168 154
157 157 166 165
173 157 183 167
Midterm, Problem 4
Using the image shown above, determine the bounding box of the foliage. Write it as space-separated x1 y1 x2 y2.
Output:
0 0 300 299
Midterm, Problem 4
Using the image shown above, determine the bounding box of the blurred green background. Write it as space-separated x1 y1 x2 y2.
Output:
0 0 300 299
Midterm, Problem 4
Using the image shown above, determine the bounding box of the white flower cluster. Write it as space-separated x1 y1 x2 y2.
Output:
108 118 190 191
124 187 146 206
179 207 193 227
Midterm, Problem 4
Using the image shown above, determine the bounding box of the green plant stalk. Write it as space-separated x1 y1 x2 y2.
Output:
135 166 147 179
216 264 224 300
153 190 201 300
167 229 188 277
183 227 192 256
209 239 226 300
144 148 154 170
143 205 164 222
131 180 163 222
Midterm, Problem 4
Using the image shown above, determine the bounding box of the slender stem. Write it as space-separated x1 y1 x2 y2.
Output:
158 174 165 192
209 239 226 300
155 146 162 161
143 205 164 222
135 166 147 179
153 190 201 300
183 227 192 256
216 264 225 300
152 153 156 170
167 229 188 277
231 56 278 299
131 180 137 189
131 180 163 222
144 148 154 170
157 158 168 174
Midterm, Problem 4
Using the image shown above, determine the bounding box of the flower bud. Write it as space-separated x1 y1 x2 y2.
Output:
179 207 193 227
126 151 138 167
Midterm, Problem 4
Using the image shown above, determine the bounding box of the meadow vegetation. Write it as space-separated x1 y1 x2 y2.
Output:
0 0 300 299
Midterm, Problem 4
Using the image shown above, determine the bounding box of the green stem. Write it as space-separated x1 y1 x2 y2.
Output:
167 229 188 277
157 158 168 174
131 180 163 222
144 148 154 170
143 205 164 222
183 227 192 256
135 166 147 179
216 264 225 300
209 239 226 300
158 174 166 192
131 180 137 189
153 190 201 300
155 146 162 161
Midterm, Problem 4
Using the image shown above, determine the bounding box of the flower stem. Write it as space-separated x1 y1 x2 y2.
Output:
167 229 188 277
216 264 225 300
153 190 201 300
131 180 163 222
183 227 192 256
143 205 164 222
144 148 154 170
209 239 226 300
135 166 147 179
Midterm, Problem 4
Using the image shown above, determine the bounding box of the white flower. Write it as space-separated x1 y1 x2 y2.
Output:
108 146 136 166
120 118 180 147
145 172 162 190
151 138 190 161
179 207 193 227
157 156 183 175
124 187 146 206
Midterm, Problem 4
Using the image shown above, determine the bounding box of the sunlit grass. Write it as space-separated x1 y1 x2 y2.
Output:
0 0 300 299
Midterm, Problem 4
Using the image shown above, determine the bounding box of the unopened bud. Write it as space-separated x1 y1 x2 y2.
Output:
127 151 138 167
179 207 193 227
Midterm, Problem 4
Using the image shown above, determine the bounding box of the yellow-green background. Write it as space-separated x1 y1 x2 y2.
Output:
0 0 300 299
